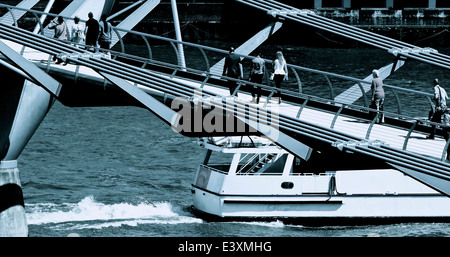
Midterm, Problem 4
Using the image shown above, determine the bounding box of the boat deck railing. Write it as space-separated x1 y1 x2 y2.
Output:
199 164 229 175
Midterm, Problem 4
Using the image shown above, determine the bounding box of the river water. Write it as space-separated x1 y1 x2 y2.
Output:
18 44 450 237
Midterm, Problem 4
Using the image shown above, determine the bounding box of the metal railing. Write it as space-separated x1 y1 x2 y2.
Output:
199 164 229 175
1 18 449 161
236 150 276 175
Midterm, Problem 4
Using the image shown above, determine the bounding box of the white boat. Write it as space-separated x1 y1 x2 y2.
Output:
191 136 450 225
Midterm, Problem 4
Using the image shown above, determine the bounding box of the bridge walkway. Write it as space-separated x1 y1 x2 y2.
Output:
0 21 448 162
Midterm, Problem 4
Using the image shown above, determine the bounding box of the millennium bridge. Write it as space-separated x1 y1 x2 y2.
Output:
0 0 449 236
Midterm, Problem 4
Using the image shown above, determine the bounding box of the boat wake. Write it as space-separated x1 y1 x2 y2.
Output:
26 195 203 230
232 220 287 228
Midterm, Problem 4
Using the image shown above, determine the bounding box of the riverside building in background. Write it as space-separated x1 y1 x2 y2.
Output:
110 0 450 46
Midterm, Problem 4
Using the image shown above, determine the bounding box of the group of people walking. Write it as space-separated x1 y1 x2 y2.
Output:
48 12 112 53
352 69 449 159
222 47 449 159
370 70 448 142
222 47 288 104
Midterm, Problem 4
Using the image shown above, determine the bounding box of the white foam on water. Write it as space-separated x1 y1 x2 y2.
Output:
26 195 202 229
233 220 286 228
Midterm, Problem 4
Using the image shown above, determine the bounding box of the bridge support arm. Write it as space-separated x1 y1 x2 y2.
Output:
111 0 161 48
389 163 450 197
100 72 180 126
0 41 61 97
228 99 313 161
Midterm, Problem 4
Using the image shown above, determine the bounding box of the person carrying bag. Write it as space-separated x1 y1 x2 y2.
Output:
427 79 448 139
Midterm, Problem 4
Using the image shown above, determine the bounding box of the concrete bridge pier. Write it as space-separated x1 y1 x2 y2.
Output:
0 67 57 236
0 160 27 237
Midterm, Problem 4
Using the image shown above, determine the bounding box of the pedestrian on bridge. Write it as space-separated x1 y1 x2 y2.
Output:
249 51 265 104
98 14 112 53
223 47 243 96
49 16 68 64
85 12 99 52
49 16 68 41
444 111 450 161
271 51 288 104
427 79 448 139
370 69 385 124
70 16 85 48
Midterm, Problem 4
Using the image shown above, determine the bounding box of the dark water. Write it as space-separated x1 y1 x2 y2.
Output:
19 46 450 237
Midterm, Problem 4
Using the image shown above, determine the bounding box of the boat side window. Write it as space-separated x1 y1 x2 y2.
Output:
203 150 234 173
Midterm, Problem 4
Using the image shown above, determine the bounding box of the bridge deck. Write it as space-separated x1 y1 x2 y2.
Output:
6 38 446 163
4 37 447 164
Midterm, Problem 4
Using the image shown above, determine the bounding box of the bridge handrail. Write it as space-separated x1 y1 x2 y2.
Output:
108 25 433 96
103 26 434 118
2 21 449 161
104 50 449 135
0 7 446 128
109 47 438 126
0 19 440 120
0 20 445 133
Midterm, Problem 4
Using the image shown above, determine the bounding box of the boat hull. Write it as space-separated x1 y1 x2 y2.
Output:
191 164 450 225
192 187 450 225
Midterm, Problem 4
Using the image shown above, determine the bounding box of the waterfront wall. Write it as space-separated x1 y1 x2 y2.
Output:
2 1 450 46
316 8 450 27
312 8 450 47
121 2 450 28
120 2 450 47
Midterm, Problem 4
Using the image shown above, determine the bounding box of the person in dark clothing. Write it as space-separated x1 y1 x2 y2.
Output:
443 110 450 160
85 12 99 52
222 47 243 95
249 51 265 104
445 125 450 161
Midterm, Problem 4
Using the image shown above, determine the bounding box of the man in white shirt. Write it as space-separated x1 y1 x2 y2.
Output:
427 78 448 139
